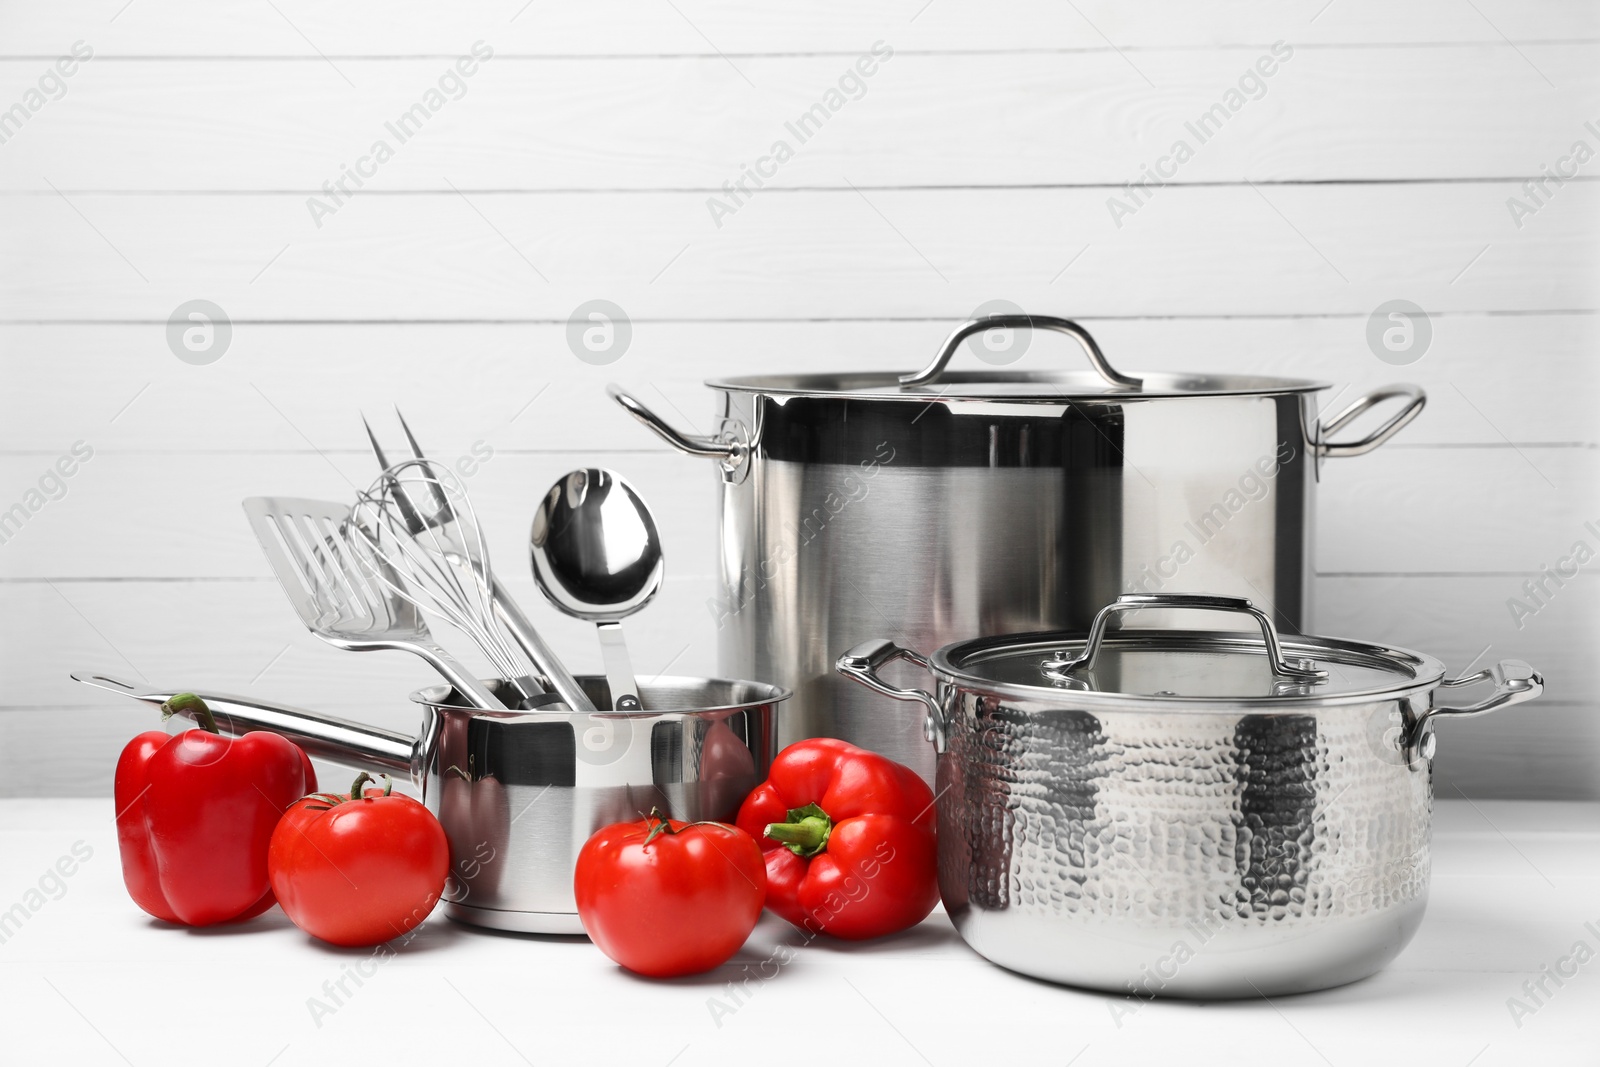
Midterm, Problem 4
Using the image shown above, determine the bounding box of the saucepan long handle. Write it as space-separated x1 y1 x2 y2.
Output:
70 671 420 779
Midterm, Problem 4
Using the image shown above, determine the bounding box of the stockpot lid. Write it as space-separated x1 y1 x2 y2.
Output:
707 315 1330 401
933 594 1447 709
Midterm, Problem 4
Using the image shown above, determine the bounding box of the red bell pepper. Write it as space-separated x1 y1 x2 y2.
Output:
735 738 938 940
114 693 315 926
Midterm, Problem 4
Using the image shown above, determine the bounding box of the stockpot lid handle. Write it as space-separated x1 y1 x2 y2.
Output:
899 315 1143 390
1041 593 1330 684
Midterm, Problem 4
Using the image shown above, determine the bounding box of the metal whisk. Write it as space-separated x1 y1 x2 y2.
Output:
347 458 545 709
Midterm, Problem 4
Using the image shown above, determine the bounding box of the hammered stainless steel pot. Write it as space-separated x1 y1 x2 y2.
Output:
836 593 1542 998
609 314 1426 781
74 672 785 935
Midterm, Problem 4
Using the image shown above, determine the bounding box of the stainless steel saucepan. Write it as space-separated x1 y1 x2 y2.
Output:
611 314 1426 782
75 672 786 935
836 593 1542 998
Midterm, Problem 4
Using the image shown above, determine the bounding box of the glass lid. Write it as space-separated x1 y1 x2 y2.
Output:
936 594 1445 707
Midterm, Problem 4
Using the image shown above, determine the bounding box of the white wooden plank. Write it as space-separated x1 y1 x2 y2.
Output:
1318 448 1598 573
0 446 1591 578
1 315 1591 450
3 0 1594 810
9 574 1592 710
4 184 1594 320
2 46 1595 190
1319 575 1600 800
6 575 1594 797
0 572 724 712
0 451 723 579
3 1 1594 56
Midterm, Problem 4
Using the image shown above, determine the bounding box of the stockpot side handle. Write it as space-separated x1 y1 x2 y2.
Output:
1410 660 1544 756
1318 384 1426 459
835 639 949 753
899 315 1143 390
606 384 745 462
1041 593 1329 683
70 670 420 780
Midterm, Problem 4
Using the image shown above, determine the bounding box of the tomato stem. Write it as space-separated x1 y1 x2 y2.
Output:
764 803 832 858
642 807 678 846
349 772 393 799
160 692 219 734
639 806 728 848
302 773 393 811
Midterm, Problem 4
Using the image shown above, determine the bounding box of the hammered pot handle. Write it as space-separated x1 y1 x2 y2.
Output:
899 315 1142 390
836 639 948 753
1318 384 1426 458
1407 660 1544 759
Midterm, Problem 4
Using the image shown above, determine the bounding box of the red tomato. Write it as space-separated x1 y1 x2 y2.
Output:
574 810 766 977
268 773 449 947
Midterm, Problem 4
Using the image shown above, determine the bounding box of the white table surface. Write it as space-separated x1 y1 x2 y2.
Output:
2 798 1596 1067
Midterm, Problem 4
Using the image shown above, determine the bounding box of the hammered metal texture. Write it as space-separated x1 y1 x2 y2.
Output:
937 689 1432 997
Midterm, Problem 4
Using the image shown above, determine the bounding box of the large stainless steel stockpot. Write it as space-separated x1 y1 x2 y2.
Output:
610 315 1426 781
836 593 1543 998
75 672 785 935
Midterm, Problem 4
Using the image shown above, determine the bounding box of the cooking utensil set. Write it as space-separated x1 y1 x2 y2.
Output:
241 495 508 712
79 312 1544 994
81 408 784 935
247 409 658 715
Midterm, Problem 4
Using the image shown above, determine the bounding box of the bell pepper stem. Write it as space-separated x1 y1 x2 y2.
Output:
160 693 218 735
765 803 833 858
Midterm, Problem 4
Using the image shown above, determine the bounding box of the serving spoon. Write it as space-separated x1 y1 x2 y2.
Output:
530 468 664 711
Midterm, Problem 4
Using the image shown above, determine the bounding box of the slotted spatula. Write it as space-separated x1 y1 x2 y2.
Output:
242 496 507 711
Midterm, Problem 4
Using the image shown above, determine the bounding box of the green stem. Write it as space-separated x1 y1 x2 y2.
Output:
639 806 730 847
160 693 218 734
764 803 833 858
350 772 393 799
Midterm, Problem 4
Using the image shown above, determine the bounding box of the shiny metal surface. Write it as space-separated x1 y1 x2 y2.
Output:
714 390 1321 782
836 628 1542 998
899 314 1142 389
1411 659 1543 762
352 460 550 710
69 672 423 776
362 410 592 712
607 384 743 464
610 320 1427 781
530 469 665 711
1319 384 1428 458
1042 593 1327 683
76 670 786 937
242 496 507 711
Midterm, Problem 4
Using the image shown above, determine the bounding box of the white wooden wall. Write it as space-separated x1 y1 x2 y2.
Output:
2 2 1596 797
